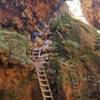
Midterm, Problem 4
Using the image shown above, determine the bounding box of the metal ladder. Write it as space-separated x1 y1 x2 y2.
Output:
33 47 54 100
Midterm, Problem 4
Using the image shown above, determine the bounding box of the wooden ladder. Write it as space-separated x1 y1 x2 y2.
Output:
33 47 54 100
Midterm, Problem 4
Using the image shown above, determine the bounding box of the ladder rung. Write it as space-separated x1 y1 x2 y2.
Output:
37 67 44 70
33 52 39 54
38 75 46 80
36 66 43 69
44 96 53 98
44 61 48 64
40 79 48 82
39 77 47 80
41 84 49 87
33 48 40 51
40 81 48 84
33 51 39 53
43 90 51 92
38 74 46 77
36 68 44 71
33 52 39 53
37 69 45 72
43 92 52 97
42 86 49 90
33 54 39 56
37 71 45 74
33 56 38 58
33 49 40 51
39 76 46 79
33 55 38 57
38 72 45 75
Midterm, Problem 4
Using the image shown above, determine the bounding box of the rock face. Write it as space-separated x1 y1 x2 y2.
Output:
0 67 40 100
0 30 36 100
80 0 100 29
0 0 100 100
0 0 66 100
50 13 100 100
0 0 66 33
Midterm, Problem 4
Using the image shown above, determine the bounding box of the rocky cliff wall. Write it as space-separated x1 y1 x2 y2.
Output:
0 0 66 33
80 0 100 29
0 1 66 100
50 13 100 100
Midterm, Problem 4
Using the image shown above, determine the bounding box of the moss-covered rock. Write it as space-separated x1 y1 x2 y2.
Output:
50 13 100 100
0 30 33 67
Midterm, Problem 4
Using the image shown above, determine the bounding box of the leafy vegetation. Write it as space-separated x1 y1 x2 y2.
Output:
0 30 33 66
50 13 100 100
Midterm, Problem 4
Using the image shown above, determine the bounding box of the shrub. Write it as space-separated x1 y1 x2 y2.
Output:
0 30 33 66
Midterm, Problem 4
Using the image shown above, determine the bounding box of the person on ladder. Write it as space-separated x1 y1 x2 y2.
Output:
31 27 44 60
41 34 52 61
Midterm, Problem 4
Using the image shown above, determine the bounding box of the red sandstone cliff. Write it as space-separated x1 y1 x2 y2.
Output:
0 0 66 100
0 0 100 100
80 0 100 29
0 0 66 33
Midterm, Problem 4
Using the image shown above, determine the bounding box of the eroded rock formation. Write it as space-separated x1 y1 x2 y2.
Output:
0 0 66 100
50 14 100 100
80 0 100 29
0 67 40 100
0 0 100 100
0 0 66 33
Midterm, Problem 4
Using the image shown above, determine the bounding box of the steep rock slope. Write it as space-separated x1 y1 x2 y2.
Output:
0 67 40 100
50 13 100 100
0 0 66 33
0 0 66 100
80 0 100 29
0 30 39 100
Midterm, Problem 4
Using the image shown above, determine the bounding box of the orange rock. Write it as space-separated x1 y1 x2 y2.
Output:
81 0 100 29
0 0 66 32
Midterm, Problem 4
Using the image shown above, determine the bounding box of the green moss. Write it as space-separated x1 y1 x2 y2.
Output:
50 13 100 100
0 30 33 66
